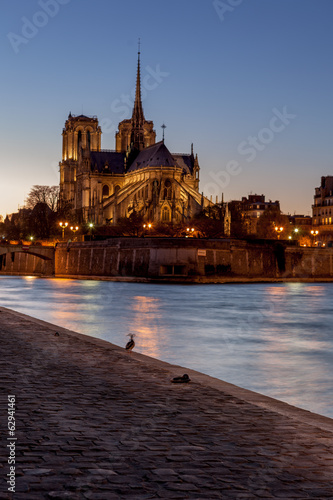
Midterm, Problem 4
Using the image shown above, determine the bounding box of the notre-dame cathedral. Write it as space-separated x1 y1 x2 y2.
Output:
59 50 213 226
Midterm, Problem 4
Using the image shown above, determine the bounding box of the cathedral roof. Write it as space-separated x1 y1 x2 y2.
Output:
89 151 125 174
173 153 194 175
127 141 176 172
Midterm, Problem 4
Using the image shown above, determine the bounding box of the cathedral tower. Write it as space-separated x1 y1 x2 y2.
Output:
59 114 101 205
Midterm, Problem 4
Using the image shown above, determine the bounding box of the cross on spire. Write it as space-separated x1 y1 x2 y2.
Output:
161 123 166 142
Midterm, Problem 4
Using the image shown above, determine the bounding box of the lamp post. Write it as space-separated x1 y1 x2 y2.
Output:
59 222 68 239
311 229 319 247
88 223 94 241
70 226 79 241
142 223 152 237
274 226 284 240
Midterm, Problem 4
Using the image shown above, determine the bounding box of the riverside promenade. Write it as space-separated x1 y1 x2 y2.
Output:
1 308 333 499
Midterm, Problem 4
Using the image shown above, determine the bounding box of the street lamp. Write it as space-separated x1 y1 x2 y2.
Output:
274 226 284 239
70 226 79 241
311 230 319 246
186 227 195 237
59 222 68 239
88 222 94 241
142 223 152 237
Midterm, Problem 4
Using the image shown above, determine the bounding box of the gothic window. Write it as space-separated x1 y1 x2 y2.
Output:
77 130 82 152
163 179 172 200
114 185 121 195
102 185 110 198
87 131 91 150
162 207 170 222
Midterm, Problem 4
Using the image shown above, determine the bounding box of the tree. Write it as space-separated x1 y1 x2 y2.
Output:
116 211 144 237
228 201 250 239
193 203 226 238
23 185 61 239
25 185 59 212
28 202 57 239
256 206 290 239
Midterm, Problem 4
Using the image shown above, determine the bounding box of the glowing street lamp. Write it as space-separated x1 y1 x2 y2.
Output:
311 229 319 246
186 227 195 237
70 226 79 241
59 221 68 239
88 222 94 240
274 226 284 239
142 223 152 237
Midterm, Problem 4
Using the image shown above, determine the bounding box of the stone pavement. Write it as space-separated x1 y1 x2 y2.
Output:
0 307 333 500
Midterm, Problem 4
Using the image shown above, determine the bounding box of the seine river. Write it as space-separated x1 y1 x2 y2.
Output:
1 276 332 419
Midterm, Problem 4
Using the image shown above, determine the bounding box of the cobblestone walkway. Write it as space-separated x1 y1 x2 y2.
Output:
0 307 333 499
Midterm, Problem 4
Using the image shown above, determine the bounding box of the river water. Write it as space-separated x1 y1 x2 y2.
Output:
0 276 332 419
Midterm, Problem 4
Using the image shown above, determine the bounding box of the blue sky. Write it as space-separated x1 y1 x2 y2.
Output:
1 0 332 217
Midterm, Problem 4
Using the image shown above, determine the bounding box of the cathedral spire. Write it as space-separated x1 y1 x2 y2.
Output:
130 40 145 151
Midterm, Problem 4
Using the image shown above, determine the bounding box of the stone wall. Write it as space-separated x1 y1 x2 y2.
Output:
0 246 54 276
1 240 333 281
54 238 333 280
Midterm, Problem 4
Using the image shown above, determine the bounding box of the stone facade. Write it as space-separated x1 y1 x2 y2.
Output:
59 51 211 227
313 176 333 243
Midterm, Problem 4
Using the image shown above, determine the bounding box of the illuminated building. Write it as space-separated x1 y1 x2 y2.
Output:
59 50 211 226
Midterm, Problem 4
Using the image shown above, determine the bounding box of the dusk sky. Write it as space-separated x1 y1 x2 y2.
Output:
1 0 332 217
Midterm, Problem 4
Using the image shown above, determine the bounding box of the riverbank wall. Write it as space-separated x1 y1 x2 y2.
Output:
55 238 333 281
1 238 333 281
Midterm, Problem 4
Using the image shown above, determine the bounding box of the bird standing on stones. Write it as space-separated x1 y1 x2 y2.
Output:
125 334 135 352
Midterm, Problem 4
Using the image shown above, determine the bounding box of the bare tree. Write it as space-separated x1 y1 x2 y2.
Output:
25 185 59 212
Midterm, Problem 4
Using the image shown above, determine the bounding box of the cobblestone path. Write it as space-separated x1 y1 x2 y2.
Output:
0 307 332 499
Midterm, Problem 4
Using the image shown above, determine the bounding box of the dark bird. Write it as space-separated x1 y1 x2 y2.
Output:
125 334 135 352
171 374 191 383
54 332 60 337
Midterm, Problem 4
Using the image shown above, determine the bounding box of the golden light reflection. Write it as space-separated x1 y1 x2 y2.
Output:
131 295 163 358
266 284 326 298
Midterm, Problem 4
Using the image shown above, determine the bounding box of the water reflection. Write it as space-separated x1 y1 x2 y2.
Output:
0 277 332 418
131 296 163 358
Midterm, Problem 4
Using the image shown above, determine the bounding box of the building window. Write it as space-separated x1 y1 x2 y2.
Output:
162 207 170 222
163 179 172 200
102 185 109 198
77 130 82 152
